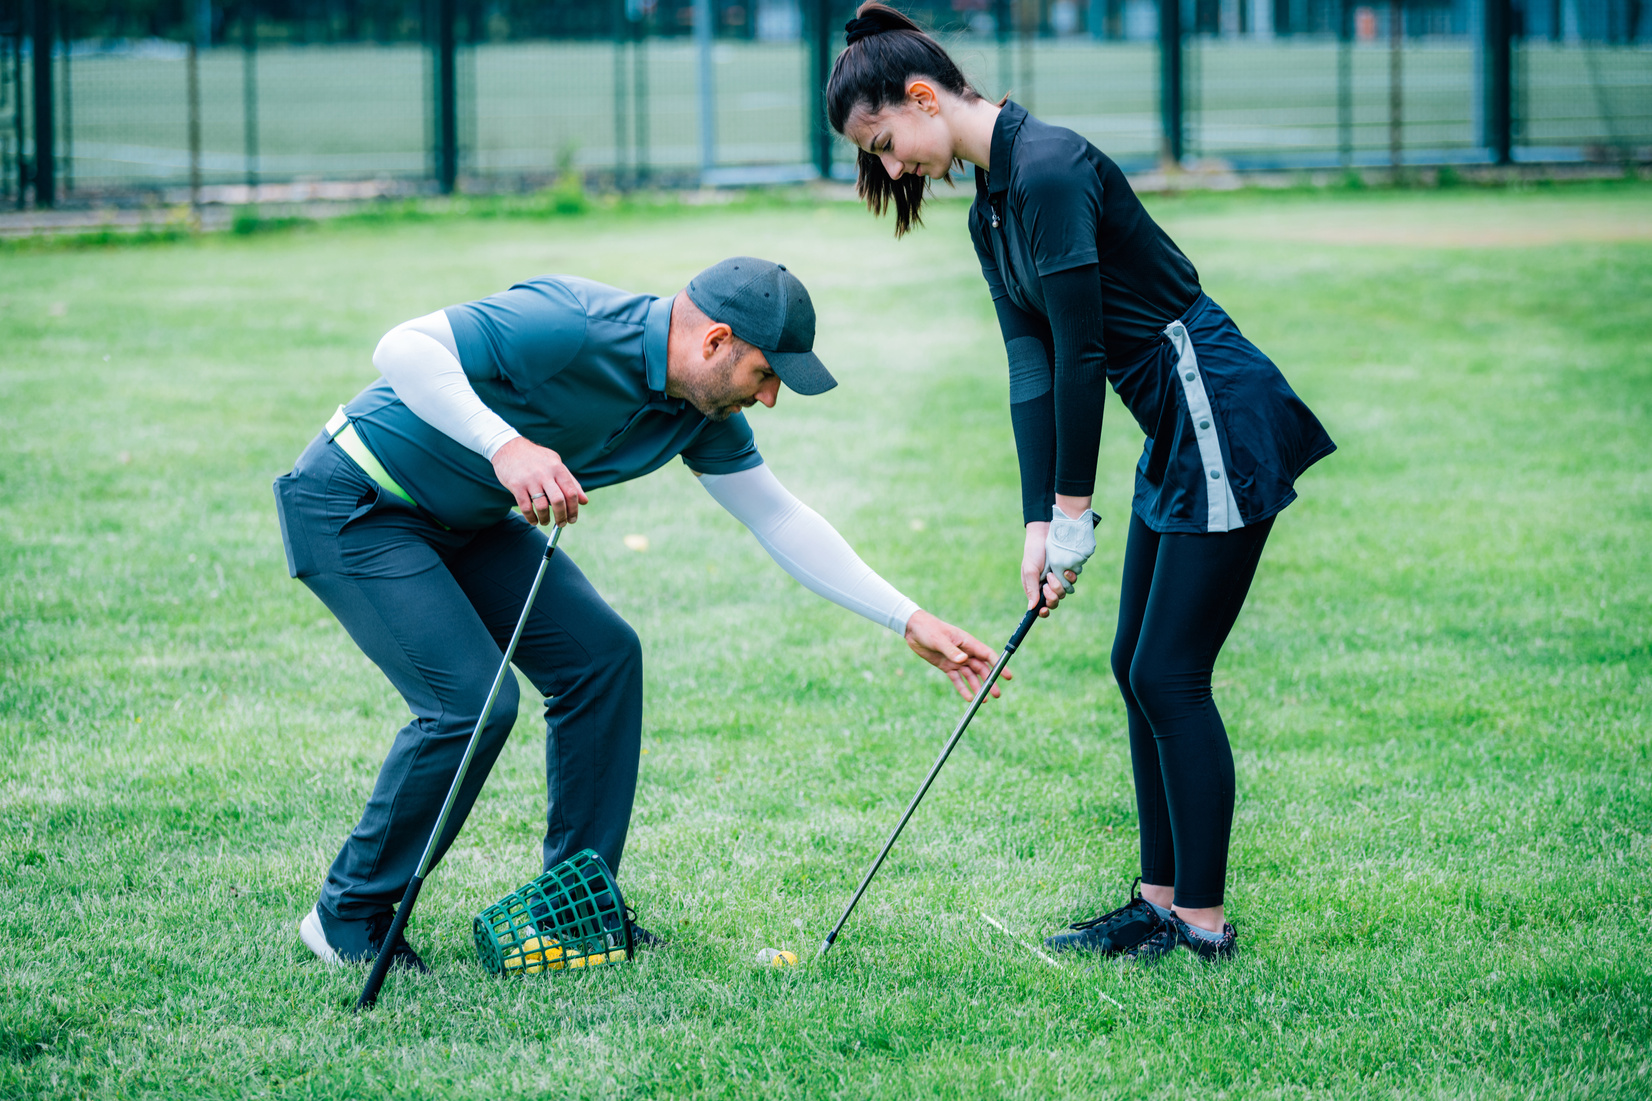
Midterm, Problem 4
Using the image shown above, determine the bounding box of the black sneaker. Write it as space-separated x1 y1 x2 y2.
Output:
1044 879 1167 956
1177 917 1237 960
1126 912 1237 962
299 905 430 973
626 907 664 949
364 909 432 974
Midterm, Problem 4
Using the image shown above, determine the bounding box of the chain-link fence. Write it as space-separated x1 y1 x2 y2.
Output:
3 0 1648 206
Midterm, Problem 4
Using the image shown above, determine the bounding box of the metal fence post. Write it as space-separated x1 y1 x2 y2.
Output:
10 28 22 209
1159 0 1183 165
695 0 715 182
810 0 832 179
633 13 648 187
59 4 70 195
30 0 52 206
1338 0 1352 169
1483 0 1512 163
1018 0 1034 112
244 1 259 189
613 0 629 190
434 0 458 194
1388 0 1402 180
1 29 10 206
188 2 205 210
995 0 1010 94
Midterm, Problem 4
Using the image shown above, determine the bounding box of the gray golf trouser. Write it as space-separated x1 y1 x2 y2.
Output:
273 431 643 927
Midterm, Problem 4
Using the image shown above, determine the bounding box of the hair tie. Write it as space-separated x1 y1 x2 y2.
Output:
844 16 884 45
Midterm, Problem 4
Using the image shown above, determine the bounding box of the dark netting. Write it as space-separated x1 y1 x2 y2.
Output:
2 0 1645 207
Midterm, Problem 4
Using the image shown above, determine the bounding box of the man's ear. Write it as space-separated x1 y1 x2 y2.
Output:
701 321 735 360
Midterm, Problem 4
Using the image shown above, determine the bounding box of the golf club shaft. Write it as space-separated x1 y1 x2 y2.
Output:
818 597 1044 958
356 874 423 1011
357 523 563 1011
413 523 562 883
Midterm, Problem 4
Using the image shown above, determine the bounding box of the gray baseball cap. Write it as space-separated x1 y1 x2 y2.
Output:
685 257 837 396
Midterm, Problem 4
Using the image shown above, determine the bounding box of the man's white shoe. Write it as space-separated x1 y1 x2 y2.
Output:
299 906 344 966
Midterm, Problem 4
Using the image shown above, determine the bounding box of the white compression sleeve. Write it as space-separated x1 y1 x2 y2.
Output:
372 310 521 460
699 464 920 635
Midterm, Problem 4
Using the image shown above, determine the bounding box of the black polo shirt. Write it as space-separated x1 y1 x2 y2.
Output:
967 103 1334 534
968 101 1202 363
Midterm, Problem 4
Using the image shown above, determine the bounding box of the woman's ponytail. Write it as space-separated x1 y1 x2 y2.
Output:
842 3 922 44
826 2 981 237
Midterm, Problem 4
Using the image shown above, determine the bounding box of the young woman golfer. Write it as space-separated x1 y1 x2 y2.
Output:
827 4 1335 960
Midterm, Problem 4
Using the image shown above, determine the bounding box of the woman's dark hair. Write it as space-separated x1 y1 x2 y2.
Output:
826 2 981 237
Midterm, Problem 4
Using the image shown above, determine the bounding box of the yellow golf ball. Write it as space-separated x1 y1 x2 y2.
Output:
756 948 798 968
505 933 563 974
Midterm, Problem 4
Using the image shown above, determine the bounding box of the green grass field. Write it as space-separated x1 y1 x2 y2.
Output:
2 184 1650 1099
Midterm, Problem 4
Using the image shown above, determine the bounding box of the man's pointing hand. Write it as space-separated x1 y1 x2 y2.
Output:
904 610 1007 701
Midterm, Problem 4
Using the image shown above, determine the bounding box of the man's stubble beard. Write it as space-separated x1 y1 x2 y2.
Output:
679 350 747 422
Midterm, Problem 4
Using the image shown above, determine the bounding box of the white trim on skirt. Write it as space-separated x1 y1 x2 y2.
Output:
1165 319 1246 533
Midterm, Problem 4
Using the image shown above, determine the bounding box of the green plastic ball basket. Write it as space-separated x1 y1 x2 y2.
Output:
473 849 633 975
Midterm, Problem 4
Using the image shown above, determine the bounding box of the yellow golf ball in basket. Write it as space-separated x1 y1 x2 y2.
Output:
567 948 620 968
504 930 564 974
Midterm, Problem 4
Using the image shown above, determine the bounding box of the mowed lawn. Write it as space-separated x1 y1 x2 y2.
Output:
1 184 1649 1100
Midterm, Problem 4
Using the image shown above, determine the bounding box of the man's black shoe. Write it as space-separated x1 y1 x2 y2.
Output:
1044 878 1166 956
300 905 430 973
1126 912 1238 962
365 909 432 974
601 905 663 951
626 907 665 948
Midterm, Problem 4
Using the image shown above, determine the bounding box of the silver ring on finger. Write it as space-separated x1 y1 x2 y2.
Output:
531 492 547 501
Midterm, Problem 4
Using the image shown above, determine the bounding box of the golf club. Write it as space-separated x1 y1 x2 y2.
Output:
818 592 1046 958
356 522 564 1011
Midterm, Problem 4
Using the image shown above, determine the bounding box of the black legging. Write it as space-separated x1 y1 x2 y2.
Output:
1111 511 1273 909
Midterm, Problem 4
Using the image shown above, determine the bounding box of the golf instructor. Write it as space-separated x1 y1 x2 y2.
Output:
827 5 1336 961
275 257 1001 970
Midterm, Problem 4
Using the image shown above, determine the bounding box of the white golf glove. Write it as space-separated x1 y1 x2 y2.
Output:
1044 505 1100 594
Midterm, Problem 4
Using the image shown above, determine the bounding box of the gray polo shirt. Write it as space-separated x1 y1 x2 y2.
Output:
343 276 764 531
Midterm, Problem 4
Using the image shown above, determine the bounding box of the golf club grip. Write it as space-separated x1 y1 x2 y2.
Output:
1006 591 1047 652
356 874 424 1011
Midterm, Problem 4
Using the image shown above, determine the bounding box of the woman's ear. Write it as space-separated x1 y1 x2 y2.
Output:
906 79 940 115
